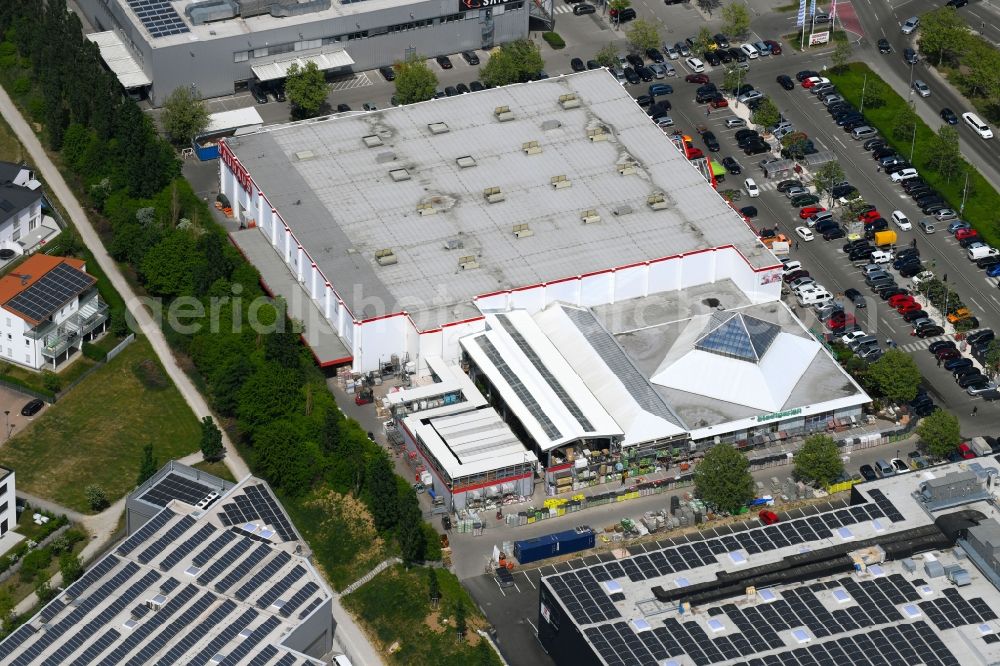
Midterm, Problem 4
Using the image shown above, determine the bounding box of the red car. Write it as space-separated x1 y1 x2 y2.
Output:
888 294 915 307
956 228 979 240
859 210 881 222
897 301 923 314
710 97 729 108
936 347 961 361
958 442 976 459
759 510 780 525
825 313 856 330
802 76 828 88
685 73 710 84
765 40 783 55
799 206 827 219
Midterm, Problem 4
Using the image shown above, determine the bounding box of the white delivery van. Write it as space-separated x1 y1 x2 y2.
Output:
968 245 999 261
797 289 833 307
963 112 994 139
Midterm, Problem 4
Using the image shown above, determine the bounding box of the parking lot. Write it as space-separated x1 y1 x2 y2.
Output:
0 384 47 444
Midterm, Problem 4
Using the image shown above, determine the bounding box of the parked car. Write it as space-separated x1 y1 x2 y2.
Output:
20 398 44 417
436 55 454 69
901 16 920 34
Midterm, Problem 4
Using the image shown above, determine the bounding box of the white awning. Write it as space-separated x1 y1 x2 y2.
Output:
251 49 354 82
86 31 151 89
204 108 264 135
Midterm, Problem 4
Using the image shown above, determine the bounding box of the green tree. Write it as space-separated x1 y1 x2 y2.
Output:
397 489 427 563
608 0 632 26
721 3 750 38
723 66 743 95
34 578 57 605
926 125 964 181
693 27 715 55
454 598 468 640
813 161 846 203
253 419 321 495
626 19 661 52
917 409 961 458
363 450 399 532
985 340 1000 377
59 553 83 585
794 435 844 485
693 444 755 513
750 98 780 128
285 61 328 119
85 484 109 512
919 7 970 65
479 39 544 86
867 349 922 402
199 416 225 461
595 43 620 68
394 55 438 104
137 443 158 486
139 230 199 297
862 78 887 109
161 86 209 146
427 566 441 602
839 197 871 226
830 40 852 73
892 103 918 141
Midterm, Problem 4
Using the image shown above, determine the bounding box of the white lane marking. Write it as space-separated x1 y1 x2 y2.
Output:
493 578 507 597
970 297 984 310
521 571 536 589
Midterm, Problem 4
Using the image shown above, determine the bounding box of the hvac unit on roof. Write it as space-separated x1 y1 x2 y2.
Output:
612 204 634 216
458 255 479 271
483 186 505 204
427 122 450 135
375 151 397 164
417 203 437 216
443 237 464 250
647 192 668 210
375 249 398 266
550 175 571 189
617 158 638 176
494 105 515 122
558 93 581 109
389 168 411 182
580 209 601 225
587 127 608 142
362 135 384 147
512 223 534 239
147 594 167 611
195 491 219 509
522 140 541 155
541 119 562 131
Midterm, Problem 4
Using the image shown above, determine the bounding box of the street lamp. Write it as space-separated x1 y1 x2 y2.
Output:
909 117 917 162
3 410 8 441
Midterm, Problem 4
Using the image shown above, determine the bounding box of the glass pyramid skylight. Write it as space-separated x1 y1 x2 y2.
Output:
694 312 781 363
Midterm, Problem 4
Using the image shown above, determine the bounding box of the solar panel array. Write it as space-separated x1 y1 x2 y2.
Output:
218 616 281 665
298 596 323 620
475 336 562 440
214 543 272 594
125 0 190 38
257 565 306 608
495 314 595 432
5 262 96 324
159 523 217 571
0 624 36 661
65 555 120 600
218 484 297 542
124 590 215 666
137 515 196 564
919 587 998 629
197 536 254 585
189 608 259 666
138 473 214 508
154 599 237 666
95 584 198 666
279 582 320 618
235 551 292 601
117 509 176 556
192 529 238 567
249 644 279 666
71 627 120 666
866 488 906 522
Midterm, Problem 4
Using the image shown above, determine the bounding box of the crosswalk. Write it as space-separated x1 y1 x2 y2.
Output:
896 336 950 354
552 4 574 13
329 72 372 92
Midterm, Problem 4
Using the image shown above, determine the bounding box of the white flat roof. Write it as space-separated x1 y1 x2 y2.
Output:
228 71 777 330
404 408 537 479
251 49 354 82
205 107 264 135
86 31 151 88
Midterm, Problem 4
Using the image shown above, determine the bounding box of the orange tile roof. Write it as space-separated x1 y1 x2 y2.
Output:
0 254 90 325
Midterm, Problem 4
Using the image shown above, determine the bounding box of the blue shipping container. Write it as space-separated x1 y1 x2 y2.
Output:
514 526 595 564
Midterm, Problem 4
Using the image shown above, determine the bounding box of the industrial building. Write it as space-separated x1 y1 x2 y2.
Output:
76 0 545 105
537 458 1000 666
0 463 334 664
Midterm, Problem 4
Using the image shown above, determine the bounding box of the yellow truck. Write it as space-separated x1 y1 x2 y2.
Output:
874 230 897 246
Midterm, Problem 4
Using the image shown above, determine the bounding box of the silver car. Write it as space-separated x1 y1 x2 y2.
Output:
675 41 691 57
933 208 958 221
901 16 919 34
665 44 680 60
650 64 667 79
912 80 931 97
968 381 998 396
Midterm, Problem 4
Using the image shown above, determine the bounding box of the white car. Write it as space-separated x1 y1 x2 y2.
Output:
745 178 760 198
890 168 919 182
891 210 912 230
686 57 705 73
842 331 868 346
795 226 815 241
740 43 760 59
782 260 802 275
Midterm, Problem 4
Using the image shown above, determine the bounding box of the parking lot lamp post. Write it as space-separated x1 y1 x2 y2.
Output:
859 73 867 114
3 410 8 441
960 171 970 215
909 118 917 162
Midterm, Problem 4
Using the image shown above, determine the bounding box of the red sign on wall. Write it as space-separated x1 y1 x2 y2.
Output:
220 140 254 195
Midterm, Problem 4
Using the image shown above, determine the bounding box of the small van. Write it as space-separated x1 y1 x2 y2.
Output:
963 112 994 139
919 218 936 234
740 43 760 59
875 459 895 478
851 126 878 140
968 245 1000 261
797 289 833 307
870 250 893 264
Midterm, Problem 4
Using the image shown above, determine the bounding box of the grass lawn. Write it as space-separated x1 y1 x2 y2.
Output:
0 337 200 513
191 459 237 483
0 113 23 164
343 564 501 666
828 63 1000 246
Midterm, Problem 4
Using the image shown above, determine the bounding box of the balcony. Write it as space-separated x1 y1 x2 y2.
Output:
40 298 109 359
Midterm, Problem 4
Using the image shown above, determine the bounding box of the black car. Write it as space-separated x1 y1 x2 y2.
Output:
923 202 948 214
740 206 758 218
776 179 803 192
903 309 929 323
648 100 672 115
462 50 481 65
776 74 794 90
717 49 732 64
626 53 644 68
444 86 459 96
696 90 718 103
646 48 665 63
968 329 995 345
744 141 769 155
436 55 454 69
893 255 921 270
714 33 730 49
612 6 636 21
823 227 845 240
702 130 720 152
729 47 748 63
947 0 968 6
878 38 892 54
739 133 766 148
796 69 819 82
876 285 905 300
837 114 865 127
940 107 959 124
379 65 396 81
456 83 470 94
872 147 896 160
844 119 868 132
863 138 887 151
636 94 654 107
735 128 759 142
903 178 929 192
704 51 721 66
637 66 655 82
732 83 754 97
929 340 957 354
624 67 641 84
336 103 351 112
571 57 586 72
830 184 857 199
977 255 1000 269
269 82 286 102
959 372 988 388
843 288 866 308
945 358 974 372
903 48 918 65
20 398 44 417
586 60 601 70
860 464 878 482
249 81 268 104
917 325 945 337
915 402 939 416
722 156 743 174
899 263 926 278
573 3 596 13
470 80 485 91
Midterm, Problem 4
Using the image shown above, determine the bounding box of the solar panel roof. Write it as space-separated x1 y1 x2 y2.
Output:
138 473 215 508
125 0 190 38
4 262 96 325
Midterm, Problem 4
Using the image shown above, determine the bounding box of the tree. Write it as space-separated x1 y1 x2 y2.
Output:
862 78 887 109
794 435 844 486
867 349 922 403
608 0 631 26
161 86 208 146
285 61 328 119
751 98 780 128
839 197 871 226
394 55 438 105
85 484 109 512
985 340 1000 378
892 103 918 141
454 599 468 640
199 416 225 461
693 27 715 55
813 161 846 203
693 444 755 513
926 125 964 181
137 443 158 486
830 40 852 73
917 409 961 458
397 489 427 563
479 39 543 87
363 451 399 532
427 566 441 602
723 66 743 95
626 19 661 53
721 3 750 38
919 7 970 65
253 420 321 495
59 553 83 585
595 43 620 68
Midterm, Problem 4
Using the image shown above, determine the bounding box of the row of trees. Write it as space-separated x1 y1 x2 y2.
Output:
918 7 1000 118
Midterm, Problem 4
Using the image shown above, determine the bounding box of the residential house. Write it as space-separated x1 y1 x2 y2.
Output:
0 162 43 253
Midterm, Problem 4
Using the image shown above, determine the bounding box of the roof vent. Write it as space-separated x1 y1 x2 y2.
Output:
522 140 541 155
618 159 638 176
458 255 479 270
184 566 201 576
581 209 601 225
494 105 514 122
512 223 534 239
428 122 450 135
209 654 226 664
612 204 634 216
375 249 398 266
195 491 218 509
550 175 571 190
389 168 411 182
541 119 562 131
456 155 477 168
444 237 464 250
558 93 581 109
647 192 668 210
587 127 608 142
294 150 315 161
122 619 138 630
147 595 167 611
362 135 383 148
375 151 396 164
483 186 505 204
417 203 437 216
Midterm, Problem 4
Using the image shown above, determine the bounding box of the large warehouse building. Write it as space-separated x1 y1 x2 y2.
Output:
76 0 539 104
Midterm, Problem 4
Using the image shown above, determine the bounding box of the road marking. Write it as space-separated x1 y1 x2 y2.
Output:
521 571 536 589
493 579 507 597
970 297 984 310
833 136 847 147
526 617 538 634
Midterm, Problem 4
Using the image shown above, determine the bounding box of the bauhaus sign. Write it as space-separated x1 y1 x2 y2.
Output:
460 0 521 9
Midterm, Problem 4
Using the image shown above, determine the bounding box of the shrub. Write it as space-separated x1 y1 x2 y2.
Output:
81 342 104 362
85 484 109 512
542 32 566 49
19 547 52 583
41 371 60 393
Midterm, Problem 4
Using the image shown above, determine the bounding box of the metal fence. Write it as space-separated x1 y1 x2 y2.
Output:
105 334 135 362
